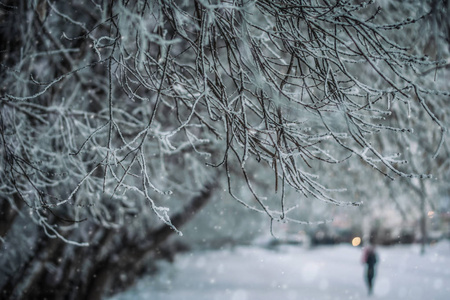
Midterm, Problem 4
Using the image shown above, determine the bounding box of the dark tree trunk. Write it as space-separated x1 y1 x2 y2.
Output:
0 194 22 238
85 184 215 300
1 183 215 300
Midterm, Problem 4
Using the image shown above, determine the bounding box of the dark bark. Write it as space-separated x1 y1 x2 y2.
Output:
1 228 62 300
0 194 22 238
85 183 215 300
1 183 215 300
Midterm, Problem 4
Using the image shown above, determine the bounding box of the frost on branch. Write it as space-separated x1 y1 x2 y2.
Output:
0 1 448 299
0 0 448 245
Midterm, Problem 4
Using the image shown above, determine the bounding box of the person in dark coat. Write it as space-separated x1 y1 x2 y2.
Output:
362 245 377 295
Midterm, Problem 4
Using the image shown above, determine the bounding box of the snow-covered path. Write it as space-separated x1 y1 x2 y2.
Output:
110 242 450 300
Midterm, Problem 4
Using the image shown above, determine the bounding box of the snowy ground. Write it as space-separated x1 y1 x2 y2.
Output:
109 241 450 300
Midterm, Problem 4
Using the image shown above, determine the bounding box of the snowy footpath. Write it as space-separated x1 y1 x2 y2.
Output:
110 241 450 300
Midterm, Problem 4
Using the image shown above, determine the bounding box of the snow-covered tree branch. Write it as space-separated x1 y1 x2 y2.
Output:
0 0 448 299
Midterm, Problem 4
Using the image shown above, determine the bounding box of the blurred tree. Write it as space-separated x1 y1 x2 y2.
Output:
0 0 448 299
349 0 450 252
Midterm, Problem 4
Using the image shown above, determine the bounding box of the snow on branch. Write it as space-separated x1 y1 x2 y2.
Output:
0 0 448 244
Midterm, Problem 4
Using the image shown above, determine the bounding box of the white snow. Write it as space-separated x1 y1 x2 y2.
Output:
109 241 450 300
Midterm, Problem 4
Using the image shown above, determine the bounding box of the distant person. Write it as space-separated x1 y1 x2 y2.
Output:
362 244 377 295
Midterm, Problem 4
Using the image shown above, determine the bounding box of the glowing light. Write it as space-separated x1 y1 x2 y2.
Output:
428 211 435 218
352 237 361 247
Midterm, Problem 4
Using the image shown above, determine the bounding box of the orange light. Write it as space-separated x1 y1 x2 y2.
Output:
352 237 361 247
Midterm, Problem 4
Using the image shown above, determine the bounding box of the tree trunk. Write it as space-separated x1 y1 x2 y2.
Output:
1 183 215 300
420 187 427 255
85 183 215 300
0 194 22 238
